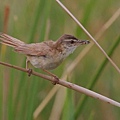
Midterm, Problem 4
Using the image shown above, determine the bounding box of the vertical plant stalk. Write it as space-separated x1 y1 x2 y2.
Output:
26 0 52 120
2 5 10 120
29 0 46 42
56 0 120 73
76 0 97 37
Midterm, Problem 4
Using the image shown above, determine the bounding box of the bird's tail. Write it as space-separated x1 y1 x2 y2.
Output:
0 33 25 48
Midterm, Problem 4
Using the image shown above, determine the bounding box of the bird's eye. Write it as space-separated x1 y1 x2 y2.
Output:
70 40 74 44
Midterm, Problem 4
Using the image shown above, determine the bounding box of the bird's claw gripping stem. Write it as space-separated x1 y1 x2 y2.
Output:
27 69 32 77
52 75 59 85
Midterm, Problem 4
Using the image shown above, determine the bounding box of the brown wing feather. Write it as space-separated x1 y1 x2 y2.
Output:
15 41 55 56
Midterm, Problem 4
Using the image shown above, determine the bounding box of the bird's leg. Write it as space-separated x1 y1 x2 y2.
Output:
26 59 32 77
25 59 59 84
42 69 59 85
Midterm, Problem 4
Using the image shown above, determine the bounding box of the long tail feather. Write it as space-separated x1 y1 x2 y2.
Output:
0 33 25 48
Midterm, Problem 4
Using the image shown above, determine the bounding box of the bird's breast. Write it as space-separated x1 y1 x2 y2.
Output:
27 53 64 70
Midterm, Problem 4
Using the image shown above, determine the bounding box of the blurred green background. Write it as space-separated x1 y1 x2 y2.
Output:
0 0 120 120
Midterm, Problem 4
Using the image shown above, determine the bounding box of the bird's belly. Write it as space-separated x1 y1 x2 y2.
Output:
27 56 63 70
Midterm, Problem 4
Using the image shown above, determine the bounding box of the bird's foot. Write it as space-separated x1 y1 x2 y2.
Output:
42 69 59 85
52 75 59 85
27 69 33 77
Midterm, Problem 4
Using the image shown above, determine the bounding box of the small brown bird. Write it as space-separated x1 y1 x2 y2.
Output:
0 33 90 84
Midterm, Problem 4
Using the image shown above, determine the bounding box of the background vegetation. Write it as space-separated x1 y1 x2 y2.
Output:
0 0 120 120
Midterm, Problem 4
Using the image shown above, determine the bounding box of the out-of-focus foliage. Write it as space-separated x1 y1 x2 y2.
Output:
0 0 120 120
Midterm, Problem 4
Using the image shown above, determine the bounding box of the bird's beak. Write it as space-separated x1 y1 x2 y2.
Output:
78 40 90 45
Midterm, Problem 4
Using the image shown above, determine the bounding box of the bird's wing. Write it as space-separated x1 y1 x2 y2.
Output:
15 41 54 56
